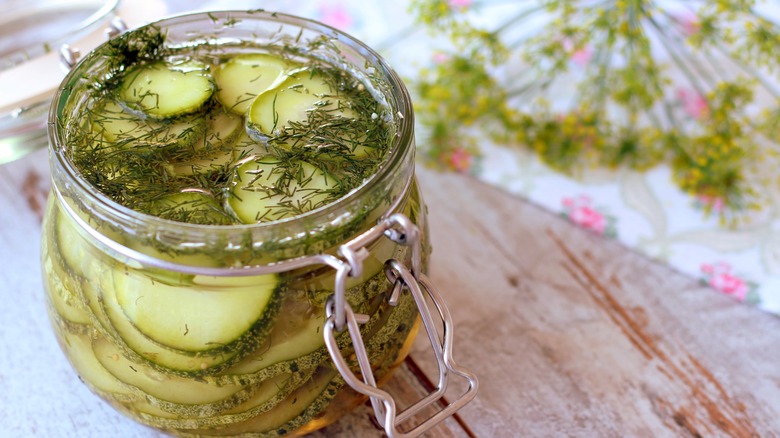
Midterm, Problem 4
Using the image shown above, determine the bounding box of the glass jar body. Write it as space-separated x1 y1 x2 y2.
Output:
41 179 427 436
42 11 425 437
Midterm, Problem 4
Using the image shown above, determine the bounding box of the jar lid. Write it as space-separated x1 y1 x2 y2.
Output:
0 0 166 164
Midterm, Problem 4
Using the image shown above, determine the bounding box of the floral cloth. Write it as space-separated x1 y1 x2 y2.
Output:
199 0 780 315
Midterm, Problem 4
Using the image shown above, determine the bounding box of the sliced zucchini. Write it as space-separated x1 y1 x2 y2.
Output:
177 366 341 437
171 109 244 176
145 190 233 225
232 131 270 162
79 266 116 334
227 156 336 223
300 235 399 294
92 101 204 150
44 256 92 325
214 54 299 115
221 299 328 377
54 328 138 402
113 269 280 354
100 271 245 375
203 108 245 147
133 370 310 430
53 202 98 280
119 61 214 119
92 338 291 421
246 69 357 140
212 279 391 386
92 337 246 406
171 151 234 176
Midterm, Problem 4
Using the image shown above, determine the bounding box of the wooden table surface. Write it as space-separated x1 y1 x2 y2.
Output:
2 145 780 437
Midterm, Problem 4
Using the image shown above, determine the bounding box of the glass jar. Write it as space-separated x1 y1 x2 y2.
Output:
42 10 476 438
0 0 121 164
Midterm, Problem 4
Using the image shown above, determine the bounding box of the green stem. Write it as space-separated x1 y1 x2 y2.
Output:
645 14 710 99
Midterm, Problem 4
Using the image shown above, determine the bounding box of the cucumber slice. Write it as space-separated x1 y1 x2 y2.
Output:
119 61 214 119
92 101 204 150
92 337 246 406
171 151 234 176
53 202 97 280
178 366 341 437
100 271 245 375
203 108 245 147
214 54 299 115
92 335 306 418
132 369 311 430
302 235 399 293
221 299 328 377
172 109 244 176
55 329 138 402
44 256 92 325
232 131 270 162
227 156 336 223
213 277 392 386
145 190 233 225
113 270 280 353
246 69 357 140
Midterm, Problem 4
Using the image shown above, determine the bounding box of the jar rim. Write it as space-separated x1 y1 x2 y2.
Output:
48 10 416 240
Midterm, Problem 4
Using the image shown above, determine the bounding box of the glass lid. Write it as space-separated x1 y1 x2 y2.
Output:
0 0 166 165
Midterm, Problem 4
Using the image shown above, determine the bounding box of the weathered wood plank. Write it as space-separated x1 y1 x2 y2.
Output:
412 167 780 437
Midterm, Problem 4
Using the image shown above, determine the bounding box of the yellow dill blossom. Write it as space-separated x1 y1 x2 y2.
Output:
410 0 780 221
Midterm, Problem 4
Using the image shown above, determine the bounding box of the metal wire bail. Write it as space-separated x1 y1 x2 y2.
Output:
324 213 479 437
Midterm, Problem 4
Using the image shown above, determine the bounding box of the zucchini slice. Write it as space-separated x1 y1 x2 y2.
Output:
119 61 214 119
90 336 294 418
202 108 244 147
246 69 357 140
145 190 233 225
44 256 92 325
92 337 246 406
100 270 246 375
227 156 336 223
55 329 138 402
214 54 299 115
212 277 393 386
172 109 244 176
232 131 270 162
221 298 329 377
132 370 311 430
53 203 98 280
92 101 205 151
177 366 341 437
113 269 280 354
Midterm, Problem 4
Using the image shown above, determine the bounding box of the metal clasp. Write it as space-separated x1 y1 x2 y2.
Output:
59 17 128 70
324 213 479 437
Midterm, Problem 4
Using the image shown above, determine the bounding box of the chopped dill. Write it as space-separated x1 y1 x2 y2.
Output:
64 30 394 227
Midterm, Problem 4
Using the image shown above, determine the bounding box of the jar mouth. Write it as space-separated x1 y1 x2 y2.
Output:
49 10 416 240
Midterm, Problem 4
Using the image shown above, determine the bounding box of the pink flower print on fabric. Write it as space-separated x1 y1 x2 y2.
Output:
318 3 354 31
449 0 472 10
700 262 749 301
433 52 449 64
561 39 592 67
677 88 709 120
674 11 700 37
562 195 608 235
694 194 725 213
570 47 593 67
446 147 474 173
